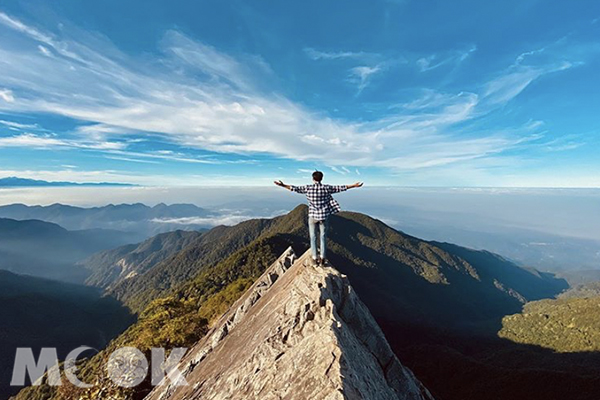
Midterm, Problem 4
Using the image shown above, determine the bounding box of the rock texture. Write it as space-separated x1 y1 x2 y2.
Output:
144 248 434 400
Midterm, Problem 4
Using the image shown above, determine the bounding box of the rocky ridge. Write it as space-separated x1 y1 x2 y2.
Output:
144 248 434 400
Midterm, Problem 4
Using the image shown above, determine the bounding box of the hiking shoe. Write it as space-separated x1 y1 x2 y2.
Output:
310 257 319 267
321 258 330 266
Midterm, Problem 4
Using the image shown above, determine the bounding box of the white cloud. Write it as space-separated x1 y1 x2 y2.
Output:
0 12 579 175
306 47 395 95
417 45 477 72
482 62 572 106
0 119 38 129
105 149 219 164
76 124 130 135
0 88 14 102
515 47 546 65
38 45 52 57
330 166 347 175
349 65 382 94
104 155 161 164
541 134 586 152
0 133 65 148
0 133 125 150
304 48 371 60
151 211 279 227
0 12 52 43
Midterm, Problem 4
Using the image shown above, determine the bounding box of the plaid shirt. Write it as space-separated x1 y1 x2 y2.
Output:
290 182 347 221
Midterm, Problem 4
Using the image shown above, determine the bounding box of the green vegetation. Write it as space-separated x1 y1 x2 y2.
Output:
499 295 600 352
558 281 600 299
106 214 297 313
81 230 203 289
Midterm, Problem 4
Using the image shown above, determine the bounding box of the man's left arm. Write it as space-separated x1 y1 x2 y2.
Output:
328 182 363 193
347 182 364 189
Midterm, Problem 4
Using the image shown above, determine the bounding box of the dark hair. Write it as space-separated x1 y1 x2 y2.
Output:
312 170 323 182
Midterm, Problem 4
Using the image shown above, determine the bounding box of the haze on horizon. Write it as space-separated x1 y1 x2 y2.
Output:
1 186 599 273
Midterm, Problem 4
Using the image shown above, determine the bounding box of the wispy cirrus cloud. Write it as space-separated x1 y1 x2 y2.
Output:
304 47 388 93
348 65 382 94
104 149 219 164
329 166 353 175
0 119 39 130
0 88 14 102
482 62 574 106
416 45 477 72
0 10 583 178
0 132 126 150
303 47 373 61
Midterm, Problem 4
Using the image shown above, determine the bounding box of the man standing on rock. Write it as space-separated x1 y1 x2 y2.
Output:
274 171 363 266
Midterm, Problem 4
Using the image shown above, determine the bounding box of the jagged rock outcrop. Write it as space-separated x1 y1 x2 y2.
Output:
144 248 433 400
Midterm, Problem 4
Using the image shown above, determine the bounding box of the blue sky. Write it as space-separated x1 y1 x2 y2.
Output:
0 0 599 187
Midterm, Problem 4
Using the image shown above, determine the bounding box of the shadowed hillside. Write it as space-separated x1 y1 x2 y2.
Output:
0 271 133 400
0 218 139 283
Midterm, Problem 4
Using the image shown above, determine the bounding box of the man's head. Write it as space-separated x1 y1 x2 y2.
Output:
312 170 323 182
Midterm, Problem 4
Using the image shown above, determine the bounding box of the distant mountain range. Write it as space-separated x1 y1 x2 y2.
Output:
0 202 211 237
0 176 135 187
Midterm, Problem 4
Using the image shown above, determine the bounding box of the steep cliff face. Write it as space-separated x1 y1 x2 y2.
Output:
144 248 434 400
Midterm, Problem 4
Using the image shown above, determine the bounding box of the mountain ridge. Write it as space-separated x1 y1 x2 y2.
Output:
0 176 135 187
144 248 434 400
80 230 204 289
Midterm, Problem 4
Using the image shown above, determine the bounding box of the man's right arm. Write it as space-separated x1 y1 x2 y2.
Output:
274 180 306 193
274 180 292 190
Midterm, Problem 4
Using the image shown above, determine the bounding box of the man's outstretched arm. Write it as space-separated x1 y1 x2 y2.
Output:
328 181 363 193
347 182 364 189
274 180 292 190
274 180 307 193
